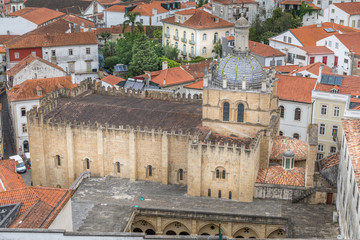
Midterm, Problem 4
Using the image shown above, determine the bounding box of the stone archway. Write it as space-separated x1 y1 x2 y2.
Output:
198 223 226 236
233 227 258 238
163 221 190 235
132 220 156 235
267 229 286 238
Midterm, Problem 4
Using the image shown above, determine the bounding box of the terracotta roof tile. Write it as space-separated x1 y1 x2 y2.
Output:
316 74 360 95
270 136 308 161
0 159 16 172
7 54 65 77
7 7 38 16
0 186 73 228
291 62 332 76
19 7 65 25
249 40 285 57
162 9 234 29
274 65 299 73
176 8 196 15
277 75 317 103
319 153 339 171
0 46 5 53
342 119 360 191
150 67 195 87
104 5 127 12
256 166 305 187
334 2 360 15
15 18 71 37
184 80 203 89
8 76 76 102
299 46 333 55
335 32 360 55
290 22 360 46
95 25 132 34
0 165 26 192
132 2 169 16
0 35 20 45
62 14 95 28
212 0 256 5
308 3 321 10
102 75 125 86
6 32 97 49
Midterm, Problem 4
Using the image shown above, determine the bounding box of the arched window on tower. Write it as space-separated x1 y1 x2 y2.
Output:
85 158 90 170
223 102 229 121
215 167 226 180
237 103 244 122
116 162 121 173
179 168 184 181
280 105 285 118
294 108 301 120
147 165 153 177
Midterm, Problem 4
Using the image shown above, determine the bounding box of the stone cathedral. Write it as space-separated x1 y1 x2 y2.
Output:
28 16 322 204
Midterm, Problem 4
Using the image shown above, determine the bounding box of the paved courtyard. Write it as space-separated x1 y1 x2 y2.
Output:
72 177 339 238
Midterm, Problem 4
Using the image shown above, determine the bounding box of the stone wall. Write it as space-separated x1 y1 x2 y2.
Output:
254 183 306 201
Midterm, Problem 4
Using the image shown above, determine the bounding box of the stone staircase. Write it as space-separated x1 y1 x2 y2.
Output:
292 188 316 203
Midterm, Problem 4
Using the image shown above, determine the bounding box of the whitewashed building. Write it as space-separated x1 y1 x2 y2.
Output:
321 2 360 29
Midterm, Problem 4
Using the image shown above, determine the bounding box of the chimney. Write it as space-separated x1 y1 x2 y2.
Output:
71 73 76 84
162 61 168 70
317 64 323 83
242 75 246 90
145 71 151 85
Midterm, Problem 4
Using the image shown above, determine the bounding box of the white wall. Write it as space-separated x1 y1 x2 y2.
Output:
49 200 73 231
302 11 319 26
105 11 126 28
322 4 360 29
269 30 303 49
264 56 285 67
10 59 66 86
278 100 312 142
42 44 99 74
0 17 37 35
290 47 334 67
83 0 105 16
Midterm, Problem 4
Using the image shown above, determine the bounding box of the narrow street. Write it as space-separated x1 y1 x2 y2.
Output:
0 89 16 159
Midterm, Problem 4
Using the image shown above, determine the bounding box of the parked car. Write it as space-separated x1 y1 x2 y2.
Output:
10 155 26 173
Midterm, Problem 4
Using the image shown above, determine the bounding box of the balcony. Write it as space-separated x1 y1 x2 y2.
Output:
165 33 170 38
189 39 195 45
181 51 187 56
188 52 195 58
173 35 179 41
181 37 187 43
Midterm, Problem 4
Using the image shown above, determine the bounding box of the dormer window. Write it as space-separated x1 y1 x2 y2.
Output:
331 88 338 93
282 150 295 170
36 86 43 96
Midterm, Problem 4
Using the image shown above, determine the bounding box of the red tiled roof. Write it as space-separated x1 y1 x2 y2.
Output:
0 159 16 172
0 165 26 192
256 166 305 187
104 4 127 12
176 8 196 15
316 74 360 95
0 186 73 228
334 2 360 15
95 25 132 34
19 7 65 25
270 136 308 161
102 75 125 86
335 32 360 55
162 9 234 29
7 7 38 16
319 153 339 171
354 105 360 110
181 1 197 8
212 0 256 5
308 3 321 10
7 54 65 77
8 76 76 102
97 0 122 5
290 22 360 46
291 62 332 76
274 65 299 73
343 119 360 191
184 80 203 89
62 14 95 28
299 46 333 55
0 35 20 45
132 2 169 16
277 75 317 103
0 46 5 53
249 40 285 57
6 32 97 49
149 67 195 87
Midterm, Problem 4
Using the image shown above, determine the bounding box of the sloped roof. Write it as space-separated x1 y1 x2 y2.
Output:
319 153 339 171
335 32 360 55
274 64 299 73
24 0 91 15
270 136 308 161
62 14 95 28
184 80 203 89
19 7 65 25
95 25 131 34
102 75 125 86
7 54 65 77
6 32 97 49
0 186 73 228
131 2 169 16
334 2 360 15
289 22 360 46
176 8 196 15
0 159 16 172
249 40 285 57
104 4 127 12
299 46 333 55
162 9 234 29
291 62 332 76
148 67 195 87
277 74 317 103
8 76 76 102
0 165 26 192
0 35 20 45
318 153 339 187
256 166 305 187
316 74 360 95
7 7 38 16
212 0 256 5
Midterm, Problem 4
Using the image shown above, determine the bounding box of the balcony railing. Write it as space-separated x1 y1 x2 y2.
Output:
188 52 194 58
181 37 187 43
173 35 179 41
189 39 195 45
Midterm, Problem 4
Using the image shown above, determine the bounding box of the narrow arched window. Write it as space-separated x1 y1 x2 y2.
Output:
85 158 90 169
56 155 61 166
183 31 186 39
293 133 300 139
166 26 169 35
191 32 194 41
237 103 244 122
223 102 229 121
294 108 301 120
216 169 220 178
203 33 207 40
214 32 218 42
222 170 226 179
279 131 283 136
280 105 284 118
175 42 178 48
175 29 178 38
116 162 120 173
179 168 184 181
225 31 229 37
148 165 152 177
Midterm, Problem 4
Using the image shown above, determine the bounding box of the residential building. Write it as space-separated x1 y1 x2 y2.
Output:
291 62 332 78
322 2 360 29
317 32 360 75
9 0 24 13
6 54 66 88
83 0 121 18
95 26 132 46
0 160 26 192
277 75 317 142
222 37 286 66
279 0 321 26
100 74 125 89
5 32 99 81
7 76 76 154
24 0 91 15
338 118 360 239
162 9 234 60
211 0 258 24
183 80 203 99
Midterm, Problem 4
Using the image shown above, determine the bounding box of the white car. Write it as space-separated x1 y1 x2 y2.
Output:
10 155 27 173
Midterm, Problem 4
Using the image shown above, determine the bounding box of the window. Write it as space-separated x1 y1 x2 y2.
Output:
21 107 26 117
208 189 211 197
293 133 299 139
283 36 287 42
334 106 340 117
331 8 335 13
22 124 27 133
322 56 327 65
332 125 338 139
116 162 120 173
335 42 339 49
183 31 186 40
182 44 186 54
166 27 169 35
358 60 360 69
329 41 332 47
321 104 327 115
85 158 90 169
294 108 301 120
218 190 221 198
175 42 178 48
310 56 315 64
318 144 324 152
56 155 61 166
319 123 326 135
225 31 229 37
203 33 207 40
14 52 19 59
51 50 56 56
31 51 36 56
280 106 284 118
358 20 360 28
330 146 337 153
147 165 152 177
279 131 283 136
86 61 91 71
215 167 226 179
317 153 324 160
202 47 207 55
86 48 91 54
223 102 229 121
191 32 194 42
179 168 184 181
229 191 232 200
68 49 73 55
334 56 338 67
140 19 143 24
237 103 244 122
288 37 292 43
214 32 218 43
175 29 178 38
339 20 344 25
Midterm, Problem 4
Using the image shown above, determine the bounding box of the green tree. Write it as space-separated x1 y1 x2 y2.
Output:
99 31 111 45
163 44 179 61
104 56 120 70
212 41 222 58
115 32 138 65
158 56 181 68
129 34 159 76
102 41 116 57
122 12 143 33
197 0 204 7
